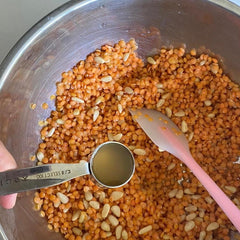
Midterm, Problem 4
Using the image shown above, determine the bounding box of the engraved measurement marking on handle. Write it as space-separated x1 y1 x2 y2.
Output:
36 169 72 179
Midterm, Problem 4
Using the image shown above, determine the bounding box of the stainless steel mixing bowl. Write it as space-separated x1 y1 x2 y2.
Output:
0 0 240 239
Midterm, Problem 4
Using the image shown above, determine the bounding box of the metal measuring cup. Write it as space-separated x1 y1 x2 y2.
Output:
0 141 135 195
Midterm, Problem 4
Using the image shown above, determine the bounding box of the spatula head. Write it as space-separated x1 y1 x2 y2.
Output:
130 108 190 158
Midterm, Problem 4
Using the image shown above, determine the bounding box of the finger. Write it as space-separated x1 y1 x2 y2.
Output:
0 141 17 170
0 194 17 209
0 141 17 209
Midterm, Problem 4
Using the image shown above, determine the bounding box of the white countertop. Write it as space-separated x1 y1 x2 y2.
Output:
0 0 239 64
0 0 69 63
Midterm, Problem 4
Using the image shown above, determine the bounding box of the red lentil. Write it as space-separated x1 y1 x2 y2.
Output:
34 40 240 240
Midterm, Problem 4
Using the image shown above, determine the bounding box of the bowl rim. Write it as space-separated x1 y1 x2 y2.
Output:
0 0 240 239
0 0 240 90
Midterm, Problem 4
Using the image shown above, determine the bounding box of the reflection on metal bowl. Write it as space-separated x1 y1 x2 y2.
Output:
0 0 240 239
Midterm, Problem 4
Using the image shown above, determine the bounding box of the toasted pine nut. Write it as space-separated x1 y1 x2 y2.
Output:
108 215 119 226
102 204 110 219
139 225 152 235
184 221 195 232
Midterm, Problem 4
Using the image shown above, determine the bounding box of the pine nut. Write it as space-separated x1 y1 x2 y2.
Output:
122 229 128 240
207 113 215 118
210 63 219 74
101 221 110 231
199 231 206 240
111 191 123 201
233 198 240 206
225 185 237 193
156 99 165 108
133 148 146 156
168 189 178 198
67 183 71 192
117 104 123 113
56 119 64 124
167 163 176 170
111 205 121 217
85 191 93 201
128 145 135 151
101 76 112 82
184 188 194 195
47 128 55 137
63 207 70 213
71 97 84 103
99 191 106 203
37 152 44 161
94 56 105 64
54 199 60 208
174 110 185 117
83 199 89 209
79 212 87 223
72 227 82 236
95 96 105 105
176 189 184 199
205 196 213 204
188 132 194 141
106 232 112 237
89 200 100 210
186 213 197 221
199 209 205 218
56 192 69 204
113 133 123 141
108 132 114 141
156 83 163 88
162 93 171 99
124 87 134 94
192 195 201 200
73 109 80 115
206 222 219 231
116 225 123 239
204 100 212 106
102 204 110 219
184 221 195 232
72 210 81 221
123 53 130 62
165 107 172 117
139 225 152 235
147 57 156 65
108 215 119 226
185 205 197 212
181 120 188 133
93 110 99 122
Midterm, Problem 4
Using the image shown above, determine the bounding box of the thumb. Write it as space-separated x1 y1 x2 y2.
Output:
0 141 17 209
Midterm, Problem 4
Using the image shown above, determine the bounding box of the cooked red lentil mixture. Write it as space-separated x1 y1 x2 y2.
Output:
34 40 240 240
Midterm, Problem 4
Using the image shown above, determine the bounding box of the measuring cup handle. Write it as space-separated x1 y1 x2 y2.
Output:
0 161 90 195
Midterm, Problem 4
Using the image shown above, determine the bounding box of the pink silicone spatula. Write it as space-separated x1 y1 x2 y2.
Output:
130 108 240 232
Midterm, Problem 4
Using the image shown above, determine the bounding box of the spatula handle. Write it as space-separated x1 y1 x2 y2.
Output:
183 152 240 233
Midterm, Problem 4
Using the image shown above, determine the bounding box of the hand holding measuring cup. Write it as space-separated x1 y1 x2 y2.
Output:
0 142 135 197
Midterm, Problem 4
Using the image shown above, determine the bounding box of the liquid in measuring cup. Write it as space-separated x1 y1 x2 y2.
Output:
91 142 134 187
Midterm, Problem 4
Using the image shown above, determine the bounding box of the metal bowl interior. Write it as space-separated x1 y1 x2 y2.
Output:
0 0 240 239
